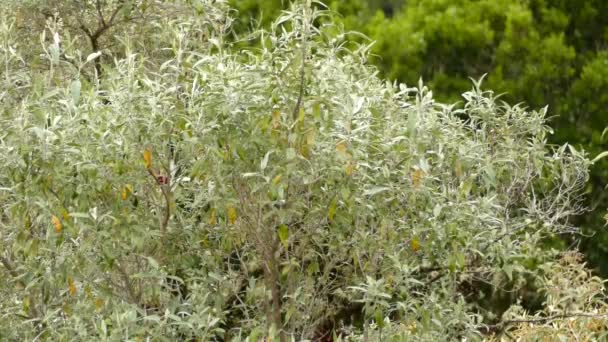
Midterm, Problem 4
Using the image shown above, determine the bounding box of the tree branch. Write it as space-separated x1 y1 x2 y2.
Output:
95 0 107 27
290 10 309 123
146 166 171 242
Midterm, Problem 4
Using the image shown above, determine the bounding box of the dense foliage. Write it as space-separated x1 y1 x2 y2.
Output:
1 0 607 340
233 0 608 275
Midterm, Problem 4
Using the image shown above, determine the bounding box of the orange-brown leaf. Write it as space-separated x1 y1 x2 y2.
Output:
52 215 62 233
68 278 77 296
411 238 420 252
143 148 152 169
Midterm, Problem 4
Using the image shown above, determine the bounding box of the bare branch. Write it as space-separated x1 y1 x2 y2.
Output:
96 0 107 27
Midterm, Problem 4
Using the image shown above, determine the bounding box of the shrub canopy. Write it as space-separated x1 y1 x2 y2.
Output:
0 0 606 340
233 0 608 275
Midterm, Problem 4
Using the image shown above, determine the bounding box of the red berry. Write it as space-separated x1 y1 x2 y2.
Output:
157 175 168 185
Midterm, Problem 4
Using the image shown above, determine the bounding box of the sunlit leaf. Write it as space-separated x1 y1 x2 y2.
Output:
86 51 102 63
261 151 272 171
591 151 608 164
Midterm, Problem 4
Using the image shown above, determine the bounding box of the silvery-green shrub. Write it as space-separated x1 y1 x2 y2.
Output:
0 1 601 340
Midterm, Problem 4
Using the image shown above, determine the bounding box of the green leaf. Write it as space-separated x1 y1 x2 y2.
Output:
328 198 337 221
261 151 272 171
591 151 608 163
312 102 321 119
86 51 102 63
147 256 159 270
70 79 81 106
363 186 390 197
374 309 384 329
278 224 289 249
286 148 296 160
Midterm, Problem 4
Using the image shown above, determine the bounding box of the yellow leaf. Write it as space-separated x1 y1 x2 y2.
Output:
454 160 463 178
84 285 92 298
22 296 30 313
298 107 305 124
61 208 71 222
305 129 316 145
63 303 72 316
278 224 289 249
271 109 281 129
68 278 77 296
300 143 310 158
345 162 355 176
227 206 237 225
336 140 348 154
143 148 152 169
121 184 133 200
95 298 104 310
412 169 425 188
411 238 420 252
208 208 217 225
51 215 62 233
272 174 282 185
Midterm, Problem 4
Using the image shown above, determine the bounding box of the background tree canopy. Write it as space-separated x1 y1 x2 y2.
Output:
232 0 608 275
1 0 608 340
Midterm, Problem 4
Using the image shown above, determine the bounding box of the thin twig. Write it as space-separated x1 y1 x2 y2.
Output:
115 260 141 305
290 12 308 122
146 167 171 240
95 0 107 27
